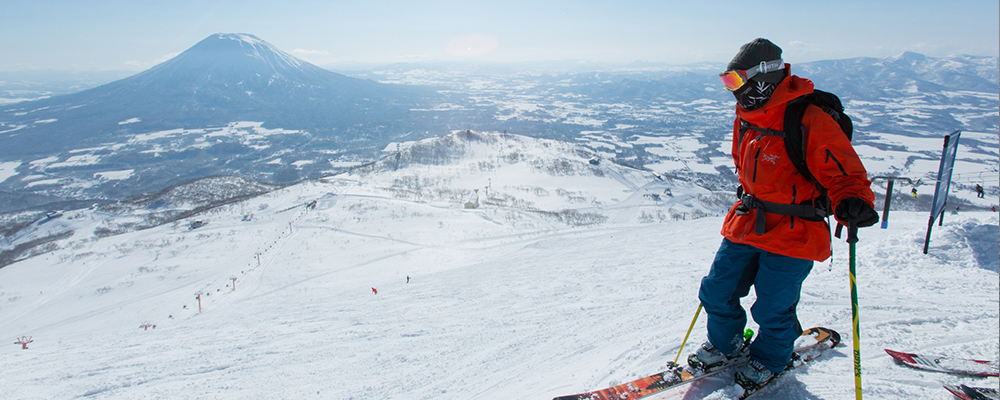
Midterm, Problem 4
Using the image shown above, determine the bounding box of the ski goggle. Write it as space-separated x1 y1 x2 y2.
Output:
719 59 784 91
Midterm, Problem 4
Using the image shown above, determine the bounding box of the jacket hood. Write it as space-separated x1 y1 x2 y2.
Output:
735 66 814 125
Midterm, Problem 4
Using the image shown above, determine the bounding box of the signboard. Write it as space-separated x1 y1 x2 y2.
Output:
923 130 962 254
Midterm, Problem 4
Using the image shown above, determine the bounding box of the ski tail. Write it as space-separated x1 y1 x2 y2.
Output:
801 327 841 348
794 326 841 364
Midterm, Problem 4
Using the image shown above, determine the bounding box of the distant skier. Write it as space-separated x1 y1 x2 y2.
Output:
372 287 378 295
688 38 877 394
911 188 918 198
976 184 985 198
406 276 410 284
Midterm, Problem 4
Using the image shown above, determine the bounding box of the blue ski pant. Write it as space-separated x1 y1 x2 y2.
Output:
698 238 813 373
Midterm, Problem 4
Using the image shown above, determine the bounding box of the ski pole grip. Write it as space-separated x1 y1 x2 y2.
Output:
847 221 859 244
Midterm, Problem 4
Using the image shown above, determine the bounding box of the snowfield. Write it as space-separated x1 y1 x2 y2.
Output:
0 132 997 400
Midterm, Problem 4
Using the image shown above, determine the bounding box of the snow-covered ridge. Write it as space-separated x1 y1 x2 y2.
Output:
0 131 725 267
215 32 304 70
150 32 310 77
348 130 725 220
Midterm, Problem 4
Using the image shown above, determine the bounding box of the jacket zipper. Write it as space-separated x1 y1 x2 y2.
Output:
825 149 848 175
791 185 797 229
752 147 761 182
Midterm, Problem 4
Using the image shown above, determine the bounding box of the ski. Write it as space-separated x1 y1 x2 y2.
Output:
884 349 999 377
943 384 1000 400
553 327 839 400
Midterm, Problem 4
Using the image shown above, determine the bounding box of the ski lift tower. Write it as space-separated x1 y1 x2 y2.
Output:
869 175 920 229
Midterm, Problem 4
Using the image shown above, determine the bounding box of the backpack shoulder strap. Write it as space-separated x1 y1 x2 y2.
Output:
809 90 852 140
782 94 815 182
783 90 853 186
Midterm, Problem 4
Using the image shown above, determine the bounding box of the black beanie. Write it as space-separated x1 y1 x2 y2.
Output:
727 38 784 83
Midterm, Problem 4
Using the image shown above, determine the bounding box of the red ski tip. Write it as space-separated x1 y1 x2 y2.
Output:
884 348 916 363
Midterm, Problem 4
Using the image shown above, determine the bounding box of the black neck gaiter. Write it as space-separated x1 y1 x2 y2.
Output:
733 80 777 110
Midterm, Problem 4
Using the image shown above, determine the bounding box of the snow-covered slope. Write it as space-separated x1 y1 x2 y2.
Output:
0 132 996 400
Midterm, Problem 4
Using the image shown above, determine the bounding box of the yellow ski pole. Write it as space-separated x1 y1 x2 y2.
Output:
673 303 703 366
848 221 863 400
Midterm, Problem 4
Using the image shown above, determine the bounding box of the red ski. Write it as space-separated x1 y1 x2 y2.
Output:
553 327 839 400
884 349 999 377
943 384 999 400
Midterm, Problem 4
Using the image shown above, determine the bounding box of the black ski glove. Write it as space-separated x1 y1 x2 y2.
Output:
835 197 879 228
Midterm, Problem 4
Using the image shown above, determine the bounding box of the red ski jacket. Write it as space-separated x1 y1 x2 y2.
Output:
720 71 875 261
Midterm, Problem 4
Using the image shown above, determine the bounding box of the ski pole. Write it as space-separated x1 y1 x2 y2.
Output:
673 303 702 366
847 221 862 400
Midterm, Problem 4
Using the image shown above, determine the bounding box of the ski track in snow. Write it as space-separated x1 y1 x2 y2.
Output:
1 151 997 399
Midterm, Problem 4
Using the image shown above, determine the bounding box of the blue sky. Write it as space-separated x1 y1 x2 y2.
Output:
1 0 997 71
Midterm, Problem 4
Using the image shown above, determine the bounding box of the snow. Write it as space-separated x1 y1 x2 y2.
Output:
0 160 21 182
29 156 59 169
25 178 63 188
329 160 365 169
47 154 101 169
93 169 134 181
216 33 304 70
0 124 27 134
0 132 996 400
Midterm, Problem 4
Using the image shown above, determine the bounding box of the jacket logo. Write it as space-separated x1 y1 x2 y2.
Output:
762 153 780 165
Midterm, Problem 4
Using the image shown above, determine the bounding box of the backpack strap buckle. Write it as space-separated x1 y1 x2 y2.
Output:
739 192 832 235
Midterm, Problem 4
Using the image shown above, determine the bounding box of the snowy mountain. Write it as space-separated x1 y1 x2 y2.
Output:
0 131 996 400
0 34 440 204
0 33 435 150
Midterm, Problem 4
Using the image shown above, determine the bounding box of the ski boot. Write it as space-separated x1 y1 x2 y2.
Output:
687 328 754 372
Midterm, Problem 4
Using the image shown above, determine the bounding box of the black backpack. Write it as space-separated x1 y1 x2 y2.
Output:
781 89 853 184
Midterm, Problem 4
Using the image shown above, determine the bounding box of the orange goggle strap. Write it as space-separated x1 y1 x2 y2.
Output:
720 59 784 90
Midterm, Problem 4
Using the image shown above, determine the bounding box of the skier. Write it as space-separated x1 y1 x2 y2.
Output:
911 188 918 198
688 38 877 393
372 287 378 295
975 184 984 198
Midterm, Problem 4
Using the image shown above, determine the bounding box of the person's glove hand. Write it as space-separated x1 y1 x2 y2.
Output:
835 197 879 228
